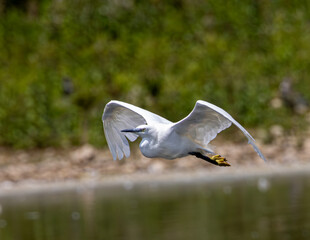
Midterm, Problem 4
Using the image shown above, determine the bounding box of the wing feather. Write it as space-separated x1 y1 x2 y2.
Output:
105 122 117 160
172 100 266 162
102 100 171 160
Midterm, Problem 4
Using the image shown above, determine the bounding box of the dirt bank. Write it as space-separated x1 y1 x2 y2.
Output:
0 136 309 186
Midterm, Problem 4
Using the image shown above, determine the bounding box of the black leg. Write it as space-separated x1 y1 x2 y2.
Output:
188 152 219 165
188 152 230 167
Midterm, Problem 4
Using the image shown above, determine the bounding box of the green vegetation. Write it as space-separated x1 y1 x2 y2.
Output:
0 0 309 148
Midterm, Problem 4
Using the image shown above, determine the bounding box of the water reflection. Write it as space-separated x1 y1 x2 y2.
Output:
0 174 310 240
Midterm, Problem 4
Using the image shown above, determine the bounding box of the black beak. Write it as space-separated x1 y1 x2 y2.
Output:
121 128 140 133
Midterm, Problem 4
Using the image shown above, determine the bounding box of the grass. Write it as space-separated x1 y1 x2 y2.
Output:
0 0 309 148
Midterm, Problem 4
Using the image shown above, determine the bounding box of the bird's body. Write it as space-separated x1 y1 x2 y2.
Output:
102 100 266 166
138 123 203 159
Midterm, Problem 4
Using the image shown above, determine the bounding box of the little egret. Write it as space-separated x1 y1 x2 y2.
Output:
102 100 266 166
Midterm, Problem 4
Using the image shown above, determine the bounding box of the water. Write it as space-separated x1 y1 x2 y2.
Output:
0 173 310 240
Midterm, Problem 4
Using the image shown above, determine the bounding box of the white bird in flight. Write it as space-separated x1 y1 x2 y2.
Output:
102 100 266 166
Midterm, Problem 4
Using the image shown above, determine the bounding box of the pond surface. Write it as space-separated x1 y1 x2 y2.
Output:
0 173 310 240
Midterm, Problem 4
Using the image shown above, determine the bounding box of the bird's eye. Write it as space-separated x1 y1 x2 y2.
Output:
141 128 146 132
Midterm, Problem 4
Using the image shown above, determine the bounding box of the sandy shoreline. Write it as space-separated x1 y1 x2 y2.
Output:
0 136 309 197
1 162 310 199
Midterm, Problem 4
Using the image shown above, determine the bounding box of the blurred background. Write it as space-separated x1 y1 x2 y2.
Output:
0 0 310 149
1 1 310 240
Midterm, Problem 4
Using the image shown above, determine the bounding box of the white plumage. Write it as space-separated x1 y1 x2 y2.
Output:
102 100 266 164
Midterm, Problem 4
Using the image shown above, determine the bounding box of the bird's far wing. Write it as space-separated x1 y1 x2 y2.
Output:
102 100 171 160
172 100 266 162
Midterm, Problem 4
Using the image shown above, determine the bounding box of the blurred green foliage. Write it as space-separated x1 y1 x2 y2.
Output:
0 0 310 148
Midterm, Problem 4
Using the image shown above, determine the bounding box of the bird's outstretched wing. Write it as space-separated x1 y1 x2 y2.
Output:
172 100 266 162
102 100 171 160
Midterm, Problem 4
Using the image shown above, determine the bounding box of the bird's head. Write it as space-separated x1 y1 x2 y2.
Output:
121 125 152 137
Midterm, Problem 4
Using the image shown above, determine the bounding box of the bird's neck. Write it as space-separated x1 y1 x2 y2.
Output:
139 137 157 158
138 127 160 158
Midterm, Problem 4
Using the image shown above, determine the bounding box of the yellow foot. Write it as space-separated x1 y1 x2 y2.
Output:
210 155 231 167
